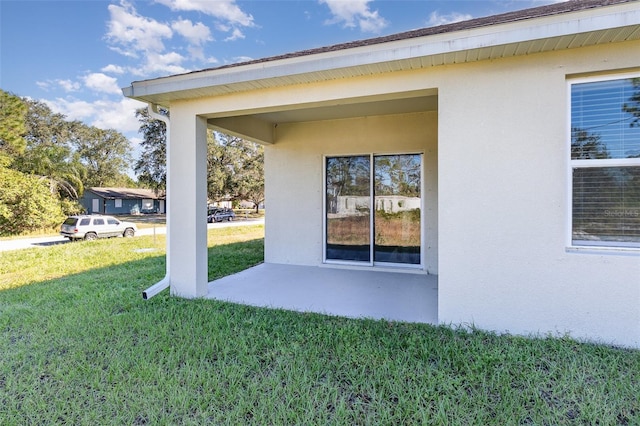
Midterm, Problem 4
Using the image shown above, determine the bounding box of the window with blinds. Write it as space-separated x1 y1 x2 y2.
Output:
570 75 640 248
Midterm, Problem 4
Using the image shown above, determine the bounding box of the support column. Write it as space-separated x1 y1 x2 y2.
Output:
168 110 208 298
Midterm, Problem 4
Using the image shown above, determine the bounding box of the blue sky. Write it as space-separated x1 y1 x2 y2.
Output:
1 0 563 148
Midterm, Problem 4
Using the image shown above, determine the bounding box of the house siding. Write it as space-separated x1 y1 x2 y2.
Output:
80 191 164 215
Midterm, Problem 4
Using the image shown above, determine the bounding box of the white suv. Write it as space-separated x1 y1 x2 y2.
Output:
60 215 137 241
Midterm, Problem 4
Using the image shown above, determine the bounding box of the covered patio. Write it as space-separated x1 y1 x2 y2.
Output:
206 263 438 324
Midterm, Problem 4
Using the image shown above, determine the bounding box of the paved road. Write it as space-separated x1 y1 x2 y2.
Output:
0 218 264 253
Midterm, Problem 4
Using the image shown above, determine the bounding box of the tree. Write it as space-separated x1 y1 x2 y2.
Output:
0 90 136 234
206 132 265 210
0 166 66 235
207 132 241 203
234 143 264 213
71 124 133 187
134 107 167 193
0 90 27 166
571 128 610 160
13 98 85 200
374 154 420 197
326 156 370 214
133 108 264 207
622 77 640 128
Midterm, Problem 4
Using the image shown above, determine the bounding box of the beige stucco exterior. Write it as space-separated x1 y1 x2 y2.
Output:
125 1 640 348
436 42 640 346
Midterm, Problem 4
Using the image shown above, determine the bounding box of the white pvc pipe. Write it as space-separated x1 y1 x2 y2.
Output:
143 276 170 300
142 103 171 299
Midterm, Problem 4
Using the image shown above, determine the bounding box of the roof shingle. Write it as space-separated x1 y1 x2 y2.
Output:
199 0 636 74
87 187 165 200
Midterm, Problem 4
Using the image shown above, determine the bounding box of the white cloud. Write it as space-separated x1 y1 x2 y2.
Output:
36 79 80 92
171 18 213 45
187 46 205 61
426 11 473 27
92 98 147 132
82 73 122 95
105 0 246 78
101 64 126 74
205 56 220 65
230 56 253 64
129 51 189 77
106 2 173 55
44 97 145 134
154 0 254 27
36 81 52 91
224 28 245 42
319 0 387 33
57 79 81 92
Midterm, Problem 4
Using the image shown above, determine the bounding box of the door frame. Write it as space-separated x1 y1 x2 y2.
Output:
322 152 425 269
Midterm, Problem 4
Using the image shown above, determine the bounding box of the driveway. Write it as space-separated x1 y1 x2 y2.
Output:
0 218 264 252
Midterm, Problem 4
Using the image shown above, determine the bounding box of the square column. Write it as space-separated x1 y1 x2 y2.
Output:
167 111 208 298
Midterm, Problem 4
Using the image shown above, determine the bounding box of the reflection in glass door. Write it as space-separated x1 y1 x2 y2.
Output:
374 155 421 264
325 156 371 262
325 154 422 266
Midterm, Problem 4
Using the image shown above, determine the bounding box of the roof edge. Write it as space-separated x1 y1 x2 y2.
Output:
123 0 640 102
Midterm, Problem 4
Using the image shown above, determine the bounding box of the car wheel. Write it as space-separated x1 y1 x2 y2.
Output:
124 228 135 237
84 232 97 241
228 216 233 221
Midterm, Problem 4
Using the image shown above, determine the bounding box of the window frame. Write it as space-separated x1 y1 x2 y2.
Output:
566 72 640 252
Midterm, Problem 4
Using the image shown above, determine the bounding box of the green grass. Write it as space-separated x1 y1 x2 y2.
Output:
1 225 639 425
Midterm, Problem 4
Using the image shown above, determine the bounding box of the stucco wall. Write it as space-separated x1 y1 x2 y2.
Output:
436 41 640 348
265 111 438 273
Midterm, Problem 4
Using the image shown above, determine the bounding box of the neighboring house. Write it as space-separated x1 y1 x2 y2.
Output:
123 0 640 348
81 187 166 215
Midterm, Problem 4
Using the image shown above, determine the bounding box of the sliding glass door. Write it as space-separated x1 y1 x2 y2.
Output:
374 154 422 264
325 153 422 266
325 156 371 262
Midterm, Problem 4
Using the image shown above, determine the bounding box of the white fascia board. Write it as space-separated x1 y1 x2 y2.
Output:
123 3 640 101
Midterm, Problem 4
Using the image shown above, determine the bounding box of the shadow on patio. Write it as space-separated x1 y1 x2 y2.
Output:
207 263 438 324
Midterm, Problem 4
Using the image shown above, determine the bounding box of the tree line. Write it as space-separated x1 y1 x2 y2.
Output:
0 89 264 236
134 108 264 212
1 90 133 235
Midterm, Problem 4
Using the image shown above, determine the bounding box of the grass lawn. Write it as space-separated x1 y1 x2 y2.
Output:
1 225 639 425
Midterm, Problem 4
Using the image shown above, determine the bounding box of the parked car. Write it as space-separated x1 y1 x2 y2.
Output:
60 215 137 241
207 208 236 223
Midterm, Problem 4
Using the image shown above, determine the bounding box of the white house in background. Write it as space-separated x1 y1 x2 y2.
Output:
123 0 640 348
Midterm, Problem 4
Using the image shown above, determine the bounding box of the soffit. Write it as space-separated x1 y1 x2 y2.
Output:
249 94 439 124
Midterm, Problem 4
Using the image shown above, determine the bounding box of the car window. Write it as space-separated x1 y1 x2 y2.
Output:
63 218 78 226
80 218 90 226
107 219 119 225
93 218 105 225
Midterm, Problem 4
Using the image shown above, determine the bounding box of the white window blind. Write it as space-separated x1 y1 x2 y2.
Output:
570 75 640 248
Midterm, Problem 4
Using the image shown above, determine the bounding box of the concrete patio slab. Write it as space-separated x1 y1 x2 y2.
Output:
206 263 438 324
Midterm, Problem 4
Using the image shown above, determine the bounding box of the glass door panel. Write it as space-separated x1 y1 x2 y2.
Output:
374 154 421 264
326 156 371 262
